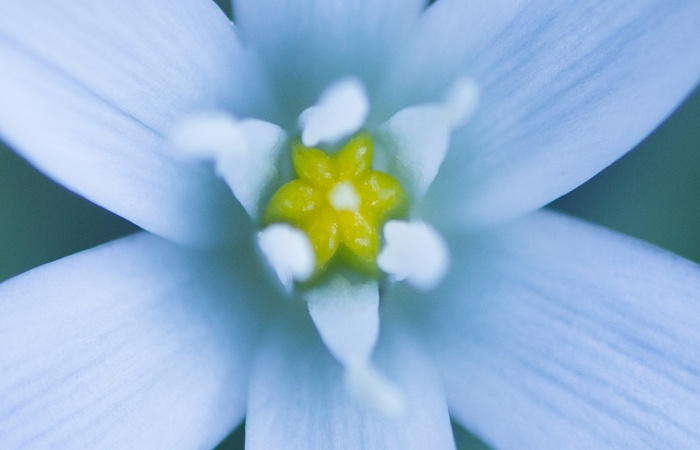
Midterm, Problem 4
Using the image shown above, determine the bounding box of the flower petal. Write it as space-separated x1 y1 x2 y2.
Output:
378 0 524 111
233 0 426 123
245 311 455 449
0 233 262 449
399 0 700 226
410 211 700 448
0 1 274 247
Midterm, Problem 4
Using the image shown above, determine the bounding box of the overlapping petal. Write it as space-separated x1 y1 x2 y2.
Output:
400 211 700 448
0 233 265 448
245 310 455 449
232 0 427 125
0 0 275 247
392 0 700 227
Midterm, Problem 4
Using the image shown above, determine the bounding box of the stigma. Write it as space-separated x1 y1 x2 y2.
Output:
264 133 407 275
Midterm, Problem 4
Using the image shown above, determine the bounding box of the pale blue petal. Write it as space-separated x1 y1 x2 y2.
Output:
400 211 700 448
245 309 455 450
232 0 426 125
399 0 700 227
0 1 275 247
377 0 524 115
0 233 264 449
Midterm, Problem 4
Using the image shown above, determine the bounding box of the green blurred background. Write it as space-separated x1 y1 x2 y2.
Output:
0 0 698 446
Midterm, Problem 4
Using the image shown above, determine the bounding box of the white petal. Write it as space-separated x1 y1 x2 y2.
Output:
299 78 370 147
0 1 275 247
233 0 426 123
377 78 478 197
408 210 700 449
378 221 450 291
258 224 315 290
391 0 700 227
0 233 263 449
172 113 285 218
246 313 455 449
379 0 524 111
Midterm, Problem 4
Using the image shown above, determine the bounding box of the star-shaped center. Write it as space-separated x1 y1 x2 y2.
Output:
264 133 407 275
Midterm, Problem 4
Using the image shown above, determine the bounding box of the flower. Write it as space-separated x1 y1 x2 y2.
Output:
263 134 408 274
1 1 700 449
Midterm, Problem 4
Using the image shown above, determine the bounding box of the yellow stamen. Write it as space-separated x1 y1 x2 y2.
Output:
264 133 406 274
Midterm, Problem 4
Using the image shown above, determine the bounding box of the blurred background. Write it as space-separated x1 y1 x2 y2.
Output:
0 0 698 447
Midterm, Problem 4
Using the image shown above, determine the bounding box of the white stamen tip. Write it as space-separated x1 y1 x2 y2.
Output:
378 221 450 290
345 363 406 417
171 113 284 219
171 113 245 155
443 77 480 127
258 224 315 290
299 77 369 147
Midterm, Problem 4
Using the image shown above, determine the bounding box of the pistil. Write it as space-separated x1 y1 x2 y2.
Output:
264 133 406 275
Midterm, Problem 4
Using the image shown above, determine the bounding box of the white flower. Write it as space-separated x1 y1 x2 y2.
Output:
1 1 700 449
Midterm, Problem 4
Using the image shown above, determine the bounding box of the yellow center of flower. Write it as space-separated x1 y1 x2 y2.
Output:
264 133 407 275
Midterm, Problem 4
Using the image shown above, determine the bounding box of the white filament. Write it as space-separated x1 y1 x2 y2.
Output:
171 112 284 219
379 77 479 197
305 276 405 416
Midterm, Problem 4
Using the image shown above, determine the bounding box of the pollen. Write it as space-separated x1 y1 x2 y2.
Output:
264 133 407 274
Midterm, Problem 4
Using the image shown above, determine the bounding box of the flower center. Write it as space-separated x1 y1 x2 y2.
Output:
264 133 407 276
328 181 360 212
